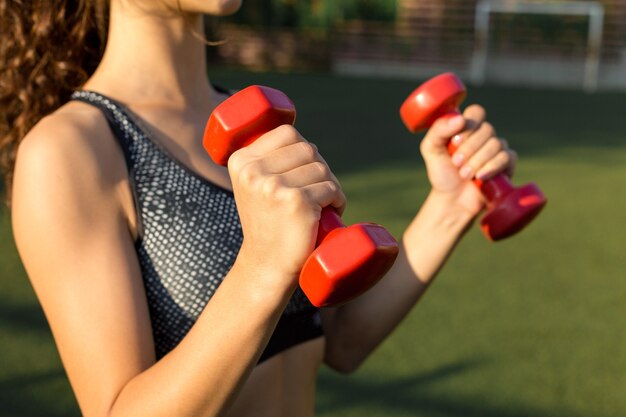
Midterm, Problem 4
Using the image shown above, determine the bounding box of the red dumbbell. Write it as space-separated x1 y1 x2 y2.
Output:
400 73 547 241
204 85 399 307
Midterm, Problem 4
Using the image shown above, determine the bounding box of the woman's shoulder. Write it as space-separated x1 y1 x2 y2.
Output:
16 100 126 188
12 100 130 225
21 100 115 159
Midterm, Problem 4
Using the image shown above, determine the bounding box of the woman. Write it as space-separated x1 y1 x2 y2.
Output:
1 1 516 416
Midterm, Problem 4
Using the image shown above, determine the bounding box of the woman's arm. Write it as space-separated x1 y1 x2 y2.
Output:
12 108 343 417
322 105 517 373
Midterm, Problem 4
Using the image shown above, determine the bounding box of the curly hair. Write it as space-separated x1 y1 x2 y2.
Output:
0 0 109 205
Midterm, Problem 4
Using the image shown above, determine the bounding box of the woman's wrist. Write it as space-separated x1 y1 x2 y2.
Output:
419 189 478 233
401 190 476 283
230 243 300 307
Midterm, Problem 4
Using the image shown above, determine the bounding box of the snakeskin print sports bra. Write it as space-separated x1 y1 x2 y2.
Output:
71 90 323 363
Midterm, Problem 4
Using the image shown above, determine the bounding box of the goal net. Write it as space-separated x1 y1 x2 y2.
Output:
470 1 605 91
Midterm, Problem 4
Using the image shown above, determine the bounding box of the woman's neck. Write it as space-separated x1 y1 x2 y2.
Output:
86 1 218 109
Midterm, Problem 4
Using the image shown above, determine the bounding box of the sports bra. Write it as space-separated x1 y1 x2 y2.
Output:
71 90 324 363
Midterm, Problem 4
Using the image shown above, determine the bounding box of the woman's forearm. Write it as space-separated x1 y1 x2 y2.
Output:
108 259 295 417
323 191 475 373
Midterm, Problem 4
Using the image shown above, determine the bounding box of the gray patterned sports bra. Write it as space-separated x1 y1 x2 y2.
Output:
71 90 323 363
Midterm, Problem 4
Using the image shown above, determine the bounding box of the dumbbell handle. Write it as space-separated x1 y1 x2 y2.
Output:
317 208 345 246
441 111 516 205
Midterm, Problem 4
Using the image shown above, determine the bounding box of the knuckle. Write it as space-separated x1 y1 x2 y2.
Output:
296 141 317 160
274 124 299 141
498 150 511 163
326 181 338 194
237 160 261 186
274 123 296 135
261 175 284 196
432 117 447 130
489 137 503 152
464 104 487 122
227 149 246 173
283 187 307 209
313 161 330 177
481 122 496 138
432 116 452 132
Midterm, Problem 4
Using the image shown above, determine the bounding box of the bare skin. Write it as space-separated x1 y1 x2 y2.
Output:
10 1 517 416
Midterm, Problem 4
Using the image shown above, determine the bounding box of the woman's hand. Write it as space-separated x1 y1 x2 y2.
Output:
228 125 346 290
420 104 517 217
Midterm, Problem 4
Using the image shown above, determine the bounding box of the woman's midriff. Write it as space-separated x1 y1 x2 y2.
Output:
226 337 325 417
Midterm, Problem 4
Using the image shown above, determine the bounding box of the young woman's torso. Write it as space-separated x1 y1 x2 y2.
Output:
62 92 326 416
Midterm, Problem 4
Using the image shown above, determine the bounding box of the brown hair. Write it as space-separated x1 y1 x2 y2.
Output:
0 0 109 204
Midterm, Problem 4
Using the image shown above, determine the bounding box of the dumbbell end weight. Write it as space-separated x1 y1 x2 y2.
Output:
480 182 546 241
203 85 297 166
302 221 399 307
400 72 467 133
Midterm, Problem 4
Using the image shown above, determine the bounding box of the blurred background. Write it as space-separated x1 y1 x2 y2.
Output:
209 0 626 92
1 1 625 416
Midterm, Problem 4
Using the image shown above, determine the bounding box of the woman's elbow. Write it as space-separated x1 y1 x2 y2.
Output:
323 345 369 374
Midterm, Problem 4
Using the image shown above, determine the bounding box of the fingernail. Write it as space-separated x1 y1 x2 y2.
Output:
452 135 463 146
452 153 464 166
460 165 473 179
448 115 464 126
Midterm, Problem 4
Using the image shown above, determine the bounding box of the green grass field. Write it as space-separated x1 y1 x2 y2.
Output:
1 70 625 416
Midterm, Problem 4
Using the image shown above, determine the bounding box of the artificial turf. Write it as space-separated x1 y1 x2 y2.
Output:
0 70 624 416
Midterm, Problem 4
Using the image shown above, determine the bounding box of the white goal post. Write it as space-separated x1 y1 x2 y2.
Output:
470 1 605 91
